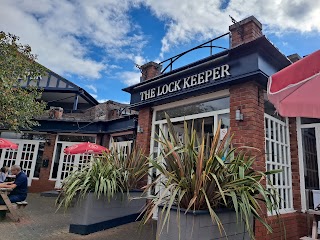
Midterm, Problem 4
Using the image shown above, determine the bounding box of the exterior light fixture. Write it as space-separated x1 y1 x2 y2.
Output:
45 138 51 146
235 109 243 121
137 125 144 133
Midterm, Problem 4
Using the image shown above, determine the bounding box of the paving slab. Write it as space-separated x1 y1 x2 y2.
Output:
0 193 156 240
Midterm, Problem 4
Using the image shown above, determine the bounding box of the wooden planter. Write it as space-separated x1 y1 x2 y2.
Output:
157 206 253 240
69 191 145 235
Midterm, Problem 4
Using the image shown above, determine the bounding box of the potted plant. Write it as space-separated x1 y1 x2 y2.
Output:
141 114 280 240
57 145 149 235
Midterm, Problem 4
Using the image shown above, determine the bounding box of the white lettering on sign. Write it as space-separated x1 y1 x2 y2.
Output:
139 64 230 101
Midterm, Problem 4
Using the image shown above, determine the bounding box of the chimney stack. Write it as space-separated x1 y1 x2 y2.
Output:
229 16 263 48
139 62 162 82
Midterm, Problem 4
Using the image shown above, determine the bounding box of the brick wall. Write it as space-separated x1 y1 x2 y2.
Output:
255 212 308 240
136 107 153 155
29 133 56 193
230 82 265 171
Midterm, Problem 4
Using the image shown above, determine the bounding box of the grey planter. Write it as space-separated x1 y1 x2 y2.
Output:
157 206 252 240
69 191 145 235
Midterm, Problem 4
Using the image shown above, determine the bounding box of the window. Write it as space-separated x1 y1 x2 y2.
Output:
265 114 293 213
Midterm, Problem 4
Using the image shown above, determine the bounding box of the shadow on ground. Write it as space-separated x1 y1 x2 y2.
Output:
0 193 157 240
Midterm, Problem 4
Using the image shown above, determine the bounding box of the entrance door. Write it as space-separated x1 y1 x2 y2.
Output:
0 139 41 186
302 127 320 190
150 112 229 219
55 142 92 188
110 140 133 159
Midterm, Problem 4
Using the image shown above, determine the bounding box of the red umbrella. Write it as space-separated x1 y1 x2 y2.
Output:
0 138 18 149
267 49 320 118
63 142 109 155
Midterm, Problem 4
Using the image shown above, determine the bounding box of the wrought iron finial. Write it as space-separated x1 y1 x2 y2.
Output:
229 15 244 40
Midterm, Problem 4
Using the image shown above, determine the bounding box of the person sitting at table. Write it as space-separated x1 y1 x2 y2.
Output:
0 165 27 204
0 167 8 183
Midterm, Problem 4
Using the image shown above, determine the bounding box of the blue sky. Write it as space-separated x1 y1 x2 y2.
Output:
0 0 319 104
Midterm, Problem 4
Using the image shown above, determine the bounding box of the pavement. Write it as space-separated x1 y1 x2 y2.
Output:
0 193 157 240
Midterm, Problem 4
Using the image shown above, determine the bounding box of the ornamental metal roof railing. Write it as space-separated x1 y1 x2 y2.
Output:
158 32 230 74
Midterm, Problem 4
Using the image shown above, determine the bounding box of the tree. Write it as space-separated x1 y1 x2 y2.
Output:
0 32 46 132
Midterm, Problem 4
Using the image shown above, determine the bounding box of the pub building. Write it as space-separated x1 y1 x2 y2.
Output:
124 16 311 239
0 71 137 193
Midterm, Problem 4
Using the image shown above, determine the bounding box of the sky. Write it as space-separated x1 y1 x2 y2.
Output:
0 0 319 104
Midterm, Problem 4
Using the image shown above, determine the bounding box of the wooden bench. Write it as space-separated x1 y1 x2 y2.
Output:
14 201 28 209
1 201 28 210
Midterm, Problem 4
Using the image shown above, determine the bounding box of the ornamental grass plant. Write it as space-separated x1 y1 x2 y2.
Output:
57 144 149 210
141 114 280 239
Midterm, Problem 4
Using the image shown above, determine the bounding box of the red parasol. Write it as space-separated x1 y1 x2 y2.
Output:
63 142 109 155
0 138 18 149
268 50 320 118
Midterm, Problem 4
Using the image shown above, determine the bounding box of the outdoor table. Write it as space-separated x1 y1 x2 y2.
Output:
0 188 19 221
5 175 16 182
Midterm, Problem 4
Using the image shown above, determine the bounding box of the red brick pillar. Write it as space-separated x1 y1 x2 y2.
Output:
289 118 301 211
230 82 265 169
136 62 162 155
229 15 265 168
29 133 57 192
135 62 161 189
229 16 268 239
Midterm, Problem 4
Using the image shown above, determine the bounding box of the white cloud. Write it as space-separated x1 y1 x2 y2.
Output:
119 71 142 86
89 93 98 99
97 99 109 103
133 55 147 66
0 0 146 79
1 0 319 83
86 85 97 93
143 0 320 56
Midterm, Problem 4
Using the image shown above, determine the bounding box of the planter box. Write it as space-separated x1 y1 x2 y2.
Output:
69 191 145 235
157 206 252 240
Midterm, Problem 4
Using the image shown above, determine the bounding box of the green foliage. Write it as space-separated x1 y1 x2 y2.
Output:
57 144 149 209
57 156 121 210
0 31 46 131
111 144 149 190
141 114 280 239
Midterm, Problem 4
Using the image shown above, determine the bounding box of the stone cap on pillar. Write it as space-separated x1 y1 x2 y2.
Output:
229 16 263 48
140 61 162 82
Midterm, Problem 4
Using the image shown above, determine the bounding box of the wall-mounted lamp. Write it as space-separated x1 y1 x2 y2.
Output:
45 138 51 146
235 109 244 121
137 125 144 133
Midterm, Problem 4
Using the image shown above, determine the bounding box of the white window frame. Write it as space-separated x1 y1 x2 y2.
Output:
265 113 294 215
297 118 320 212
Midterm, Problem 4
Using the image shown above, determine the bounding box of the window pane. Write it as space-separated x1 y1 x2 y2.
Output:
58 135 95 142
156 97 229 120
33 142 45 178
302 128 319 190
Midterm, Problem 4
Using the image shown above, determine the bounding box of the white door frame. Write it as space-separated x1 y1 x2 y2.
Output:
54 141 91 188
297 118 320 211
